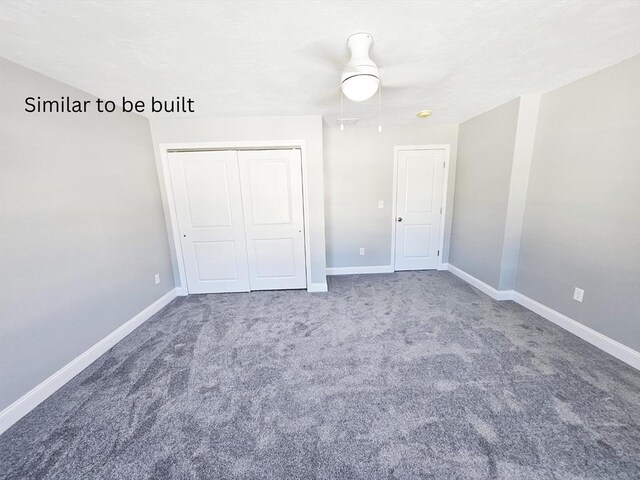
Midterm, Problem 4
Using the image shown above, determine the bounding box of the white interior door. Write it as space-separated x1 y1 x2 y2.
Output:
238 149 307 290
394 148 446 271
169 150 250 293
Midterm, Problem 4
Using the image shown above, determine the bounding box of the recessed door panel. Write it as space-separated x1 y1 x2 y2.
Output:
194 241 238 281
238 150 307 290
405 157 435 213
254 238 296 278
403 225 432 259
183 160 232 227
394 148 445 271
247 160 292 225
169 150 250 293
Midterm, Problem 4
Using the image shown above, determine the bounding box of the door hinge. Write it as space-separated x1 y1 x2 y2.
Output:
443 161 446 168
440 207 442 214
437 250 440 256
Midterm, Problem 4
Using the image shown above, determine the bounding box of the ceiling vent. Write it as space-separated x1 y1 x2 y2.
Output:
337 118 359 126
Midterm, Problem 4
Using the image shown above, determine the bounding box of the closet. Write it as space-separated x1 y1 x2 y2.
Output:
168 149 306 294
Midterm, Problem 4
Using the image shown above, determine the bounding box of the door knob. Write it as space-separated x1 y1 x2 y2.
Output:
397 217 403 222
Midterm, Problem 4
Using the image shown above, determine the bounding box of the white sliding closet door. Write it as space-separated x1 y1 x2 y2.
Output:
238 149 307 290
169 150 250 293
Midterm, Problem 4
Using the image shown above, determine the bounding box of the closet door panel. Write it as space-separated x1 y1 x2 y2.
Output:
238 149 307 290
169 150 250 293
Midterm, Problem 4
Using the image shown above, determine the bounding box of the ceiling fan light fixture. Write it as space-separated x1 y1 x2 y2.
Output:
341 74 380 102
340 32 380 102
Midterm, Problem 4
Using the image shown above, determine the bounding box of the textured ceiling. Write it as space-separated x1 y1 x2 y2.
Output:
1 0 639 126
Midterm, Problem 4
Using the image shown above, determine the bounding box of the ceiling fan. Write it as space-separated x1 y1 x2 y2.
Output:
304 32 448 126
339 32 447 102
341 32 380 102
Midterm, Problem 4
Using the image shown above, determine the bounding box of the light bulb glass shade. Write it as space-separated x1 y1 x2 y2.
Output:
341 74 380 102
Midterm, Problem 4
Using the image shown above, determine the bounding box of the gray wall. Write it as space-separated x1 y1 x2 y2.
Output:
149 115 327 287
324 124 458 268
516 55 640 351
449 98 520 288
0 58 173 410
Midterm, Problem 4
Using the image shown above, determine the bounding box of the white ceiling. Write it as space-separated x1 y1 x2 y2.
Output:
1 0 639 127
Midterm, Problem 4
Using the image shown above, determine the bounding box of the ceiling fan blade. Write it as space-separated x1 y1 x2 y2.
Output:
312 86 342 107
379 63 449 89
297 42 346 71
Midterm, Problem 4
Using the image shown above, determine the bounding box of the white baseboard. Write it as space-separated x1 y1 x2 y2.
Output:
445 264 639 370
0 288 179 436
175 286 188 296
326 265 394 275
446 264 514 301
307 282 328 293
511 292 640 370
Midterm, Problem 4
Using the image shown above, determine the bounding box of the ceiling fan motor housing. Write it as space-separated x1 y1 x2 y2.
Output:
341 32 380 101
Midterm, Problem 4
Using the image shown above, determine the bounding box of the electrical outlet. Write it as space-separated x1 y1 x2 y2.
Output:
378 200 384 209
154 273 160 285
359 248 365 256
573 287 584 302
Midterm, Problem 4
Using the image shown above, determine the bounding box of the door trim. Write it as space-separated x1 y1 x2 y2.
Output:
159 140 312 294
390 144 450 272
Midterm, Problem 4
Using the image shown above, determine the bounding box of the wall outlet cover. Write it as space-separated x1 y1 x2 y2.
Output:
573 287 584 302
378 200 384 209
155 274 160 285
359 248 365 256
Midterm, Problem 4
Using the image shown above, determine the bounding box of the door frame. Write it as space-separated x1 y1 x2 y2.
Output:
159 140 312 295
390 144 451 272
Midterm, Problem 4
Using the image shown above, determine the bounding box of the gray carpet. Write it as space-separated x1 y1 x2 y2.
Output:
1 271 639 479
